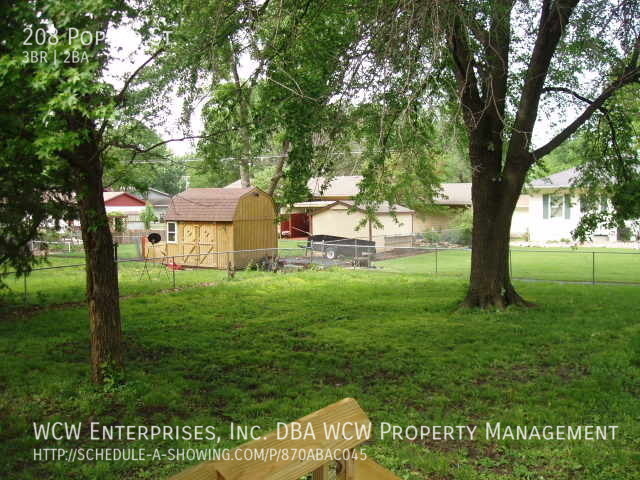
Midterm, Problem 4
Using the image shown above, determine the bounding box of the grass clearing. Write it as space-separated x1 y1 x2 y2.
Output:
3 243 638 310
375 247 640 283
0 240 311 308
1 271 639 479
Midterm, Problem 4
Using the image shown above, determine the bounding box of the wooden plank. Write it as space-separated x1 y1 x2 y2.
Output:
169 461 221 480
210 398 370 480
354 457 401 480
311 464 330 480
168 399 405 480
337 451 356 480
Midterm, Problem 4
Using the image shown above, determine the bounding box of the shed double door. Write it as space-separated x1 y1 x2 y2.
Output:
182 223 218 268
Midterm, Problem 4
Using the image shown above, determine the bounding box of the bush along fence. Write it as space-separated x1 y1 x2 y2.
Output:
2 239 639 309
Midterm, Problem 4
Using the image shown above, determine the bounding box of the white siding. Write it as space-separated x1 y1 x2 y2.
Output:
510 207 529 237
528 191 615 242
105 205 145 214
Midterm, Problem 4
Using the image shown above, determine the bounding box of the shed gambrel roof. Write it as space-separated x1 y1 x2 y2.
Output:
166 187 256 222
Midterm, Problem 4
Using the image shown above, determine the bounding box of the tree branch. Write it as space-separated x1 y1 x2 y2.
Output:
109 125 246 155
541 87 626 163
507 0 579 156
541 86 604 108
485 0 514 130
448 13 484 130
115 47 165 105
533 67 640 159
268 140 289 197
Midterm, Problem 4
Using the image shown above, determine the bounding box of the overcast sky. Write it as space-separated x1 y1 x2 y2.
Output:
105 24 202 156
105 23 575 160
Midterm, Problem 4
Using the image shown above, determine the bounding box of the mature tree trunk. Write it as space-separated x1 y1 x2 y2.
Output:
70 128 123 383
231 46 253 188
461 124 534 309
268 140 289 197
463 155 531 308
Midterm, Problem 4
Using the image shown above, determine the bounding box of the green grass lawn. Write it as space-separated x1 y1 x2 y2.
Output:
2 244 638 309
0 257 237 307
0 241 305 307
1 271 640 479
43 243 141 260
277 238 309 257
375 247 640 283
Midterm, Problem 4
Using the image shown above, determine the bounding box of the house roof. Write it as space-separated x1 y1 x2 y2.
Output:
103 191 146 206
166 187 255 222
311 199 414 215
530 167 579 188
138 188 172 207
292 201 336 208
227 176 365 197
227 175 474 206
436 183 472 205
307 176 363 197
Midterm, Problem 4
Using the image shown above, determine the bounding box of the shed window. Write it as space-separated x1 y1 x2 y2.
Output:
167 222 177 243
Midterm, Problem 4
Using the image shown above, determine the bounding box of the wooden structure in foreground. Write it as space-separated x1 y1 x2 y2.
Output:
170 398 400 480
145 187 277 270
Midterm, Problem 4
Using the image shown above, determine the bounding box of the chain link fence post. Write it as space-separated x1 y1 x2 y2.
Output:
113 242 119 277
510 249 513 278
592 251 595 285
354 241 358 270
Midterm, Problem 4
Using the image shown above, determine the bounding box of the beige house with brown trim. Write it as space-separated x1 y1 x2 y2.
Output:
311 200 415 239
302 176 475 238
226 175 475 240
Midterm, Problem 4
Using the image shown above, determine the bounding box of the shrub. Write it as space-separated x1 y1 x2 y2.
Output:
423 231 441 243
140 204 158 230
445 208 473 246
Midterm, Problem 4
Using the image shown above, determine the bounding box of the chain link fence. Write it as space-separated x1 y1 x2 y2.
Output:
2 232 638 309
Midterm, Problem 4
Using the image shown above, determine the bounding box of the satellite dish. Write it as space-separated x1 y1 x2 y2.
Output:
147 233 162 244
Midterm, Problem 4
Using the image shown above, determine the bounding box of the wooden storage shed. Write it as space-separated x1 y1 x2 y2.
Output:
144 187 277 269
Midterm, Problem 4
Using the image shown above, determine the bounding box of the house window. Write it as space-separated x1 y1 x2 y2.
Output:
543 194 571 219
167 222 177 243
550 195 564 218
580 194 608 213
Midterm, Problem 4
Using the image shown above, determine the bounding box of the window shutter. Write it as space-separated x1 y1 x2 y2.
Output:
543 194 549 219
564 195 571 219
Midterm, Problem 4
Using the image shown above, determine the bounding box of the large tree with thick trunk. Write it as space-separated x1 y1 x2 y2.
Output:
1 0 172 382
265 0 639 308
179 0 637 307
452 1 639 307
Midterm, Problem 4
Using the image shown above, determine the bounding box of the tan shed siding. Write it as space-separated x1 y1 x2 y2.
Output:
197 222 218 267
145 241 179 261
234 189 277 221
217 222 234 269
233 191 277 268
144 188 277 269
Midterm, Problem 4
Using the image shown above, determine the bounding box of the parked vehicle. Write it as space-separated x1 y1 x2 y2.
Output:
307 235 376 260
